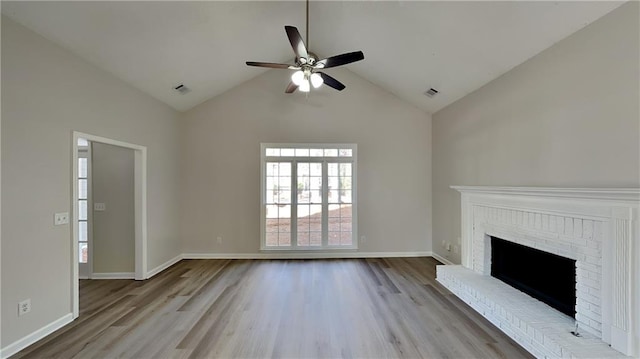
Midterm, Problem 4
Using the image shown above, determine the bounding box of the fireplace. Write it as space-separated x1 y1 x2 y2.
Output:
436 186 639 358
491 236 576 318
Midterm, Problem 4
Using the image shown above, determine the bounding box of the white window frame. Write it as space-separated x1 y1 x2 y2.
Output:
260 143 358 251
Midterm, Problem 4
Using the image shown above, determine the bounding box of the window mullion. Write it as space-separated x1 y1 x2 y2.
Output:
322 160 328 247
291 159 298 249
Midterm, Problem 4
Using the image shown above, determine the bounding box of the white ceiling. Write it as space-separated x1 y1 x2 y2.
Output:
2 1 624 114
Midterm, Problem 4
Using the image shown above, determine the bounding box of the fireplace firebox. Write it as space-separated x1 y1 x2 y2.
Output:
490 236 576 317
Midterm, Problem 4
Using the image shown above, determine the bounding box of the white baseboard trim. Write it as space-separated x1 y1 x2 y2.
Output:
183 251 432 260
0 313 73 359
431 252 455 265
90 272 135 280
146 254 183 279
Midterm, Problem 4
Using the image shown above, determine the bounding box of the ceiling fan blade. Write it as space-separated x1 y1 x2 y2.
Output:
285 82 298 94
285 26 309 60
318 72 345 91
246 61 298 70
316 51 364 69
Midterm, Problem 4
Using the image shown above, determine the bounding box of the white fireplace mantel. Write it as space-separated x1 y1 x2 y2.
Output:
443 186 639 357
450 186 640 201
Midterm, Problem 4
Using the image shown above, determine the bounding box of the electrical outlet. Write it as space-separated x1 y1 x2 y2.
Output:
94 203 106 211
360 235 366 243
54 212 69 225
18 299 31 316
216 236 222 244
453 245 459 254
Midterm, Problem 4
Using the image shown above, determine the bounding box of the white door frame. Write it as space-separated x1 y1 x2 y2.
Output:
71 131 148 318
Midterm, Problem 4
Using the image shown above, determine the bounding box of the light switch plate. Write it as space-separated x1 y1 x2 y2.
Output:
54 212 69 225
94 203 106 211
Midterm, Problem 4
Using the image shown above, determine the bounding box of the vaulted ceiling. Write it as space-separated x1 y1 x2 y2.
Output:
2 1 624 113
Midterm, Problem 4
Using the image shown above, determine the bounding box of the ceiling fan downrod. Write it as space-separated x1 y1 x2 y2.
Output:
306 0 309 50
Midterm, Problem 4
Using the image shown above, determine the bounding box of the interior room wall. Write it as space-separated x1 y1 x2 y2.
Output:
91 142 135 275
1 17 182 349
180 67 432 255
431 2 640 264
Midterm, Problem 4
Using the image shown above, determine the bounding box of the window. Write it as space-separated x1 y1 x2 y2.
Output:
78 138 90 263
261 144 357 250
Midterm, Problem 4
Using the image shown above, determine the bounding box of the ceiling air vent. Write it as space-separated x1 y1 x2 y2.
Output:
424 88 439 98
173 83 191 95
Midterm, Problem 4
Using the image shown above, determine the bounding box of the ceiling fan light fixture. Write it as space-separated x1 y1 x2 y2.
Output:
310 73 323 88
291 70 305 85
299 79 311 92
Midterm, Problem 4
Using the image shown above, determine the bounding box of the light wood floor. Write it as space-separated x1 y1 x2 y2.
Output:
16 258 533 358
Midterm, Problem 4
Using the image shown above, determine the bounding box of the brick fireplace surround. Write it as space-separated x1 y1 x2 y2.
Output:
436 187 639 358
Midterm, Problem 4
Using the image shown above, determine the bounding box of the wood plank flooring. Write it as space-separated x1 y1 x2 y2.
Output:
15 258 533 358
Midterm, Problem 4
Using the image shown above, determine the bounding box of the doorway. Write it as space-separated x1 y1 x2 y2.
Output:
71 131 148 318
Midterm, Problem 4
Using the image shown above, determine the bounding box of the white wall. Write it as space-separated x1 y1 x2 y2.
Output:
91 142 135 274
1 17 182 348
432 2 640 264
181 67 432 255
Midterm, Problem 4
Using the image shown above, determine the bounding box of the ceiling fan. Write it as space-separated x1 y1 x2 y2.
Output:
246 0 364 94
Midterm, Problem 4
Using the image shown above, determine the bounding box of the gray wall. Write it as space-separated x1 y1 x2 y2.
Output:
1 17 182 347
91 142 135 274
180 67 432 255
432 2 640 263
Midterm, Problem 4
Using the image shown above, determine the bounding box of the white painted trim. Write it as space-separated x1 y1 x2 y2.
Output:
134 149 148 280
90 272 135 280
0 313 73 359
146 254 183 279
71 134 80 317
431 252 455 265
183 251 431 260
71 131 148 319
450 186 640 201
